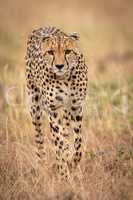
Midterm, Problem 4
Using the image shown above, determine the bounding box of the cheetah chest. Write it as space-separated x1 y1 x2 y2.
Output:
43 82 70 110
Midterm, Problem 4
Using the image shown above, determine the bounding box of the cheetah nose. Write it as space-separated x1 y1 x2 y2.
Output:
56 64 64 70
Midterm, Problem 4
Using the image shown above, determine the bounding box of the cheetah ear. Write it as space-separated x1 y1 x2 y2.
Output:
69 32 79 40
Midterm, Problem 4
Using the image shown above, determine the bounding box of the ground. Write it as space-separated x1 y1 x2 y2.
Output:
0 0 133 199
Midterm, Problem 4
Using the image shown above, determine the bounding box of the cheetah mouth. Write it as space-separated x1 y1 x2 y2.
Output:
54 72 67 80
52 64 73 79
53 66 74 80
53 69 69 78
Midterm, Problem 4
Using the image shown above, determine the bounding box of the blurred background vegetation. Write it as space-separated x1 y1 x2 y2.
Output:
1 0 133 66
0 0 133 199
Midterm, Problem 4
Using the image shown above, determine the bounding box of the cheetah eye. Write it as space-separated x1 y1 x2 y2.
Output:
47 50 54 55
65 49 72 55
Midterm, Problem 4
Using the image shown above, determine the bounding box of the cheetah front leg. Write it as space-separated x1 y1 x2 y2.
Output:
48 111 72 180
62 106 83 171
27 88 46 165
71 106 83 169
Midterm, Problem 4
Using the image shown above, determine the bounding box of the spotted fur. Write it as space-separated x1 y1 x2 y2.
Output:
26 26 88 179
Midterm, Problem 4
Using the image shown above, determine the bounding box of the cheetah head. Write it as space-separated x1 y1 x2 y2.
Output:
41 32 80 77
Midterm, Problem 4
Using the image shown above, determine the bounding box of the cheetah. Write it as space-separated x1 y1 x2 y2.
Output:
25 26 88 179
